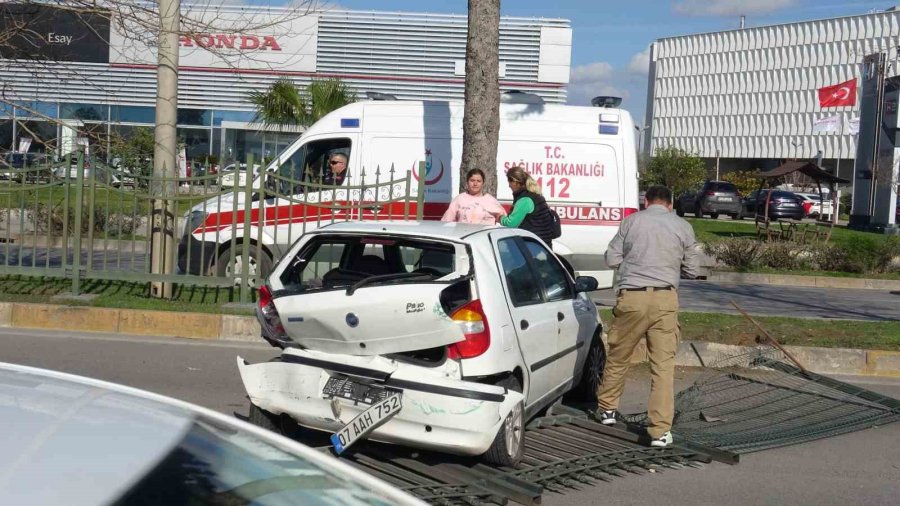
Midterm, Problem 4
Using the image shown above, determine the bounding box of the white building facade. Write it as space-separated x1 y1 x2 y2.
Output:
645 8 900 177
0 5 571 162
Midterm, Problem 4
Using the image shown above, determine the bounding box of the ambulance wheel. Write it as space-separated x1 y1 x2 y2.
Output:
484 376 524 467
249 403 299 438
216 244 273 287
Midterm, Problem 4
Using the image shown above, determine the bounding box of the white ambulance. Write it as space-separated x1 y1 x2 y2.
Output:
178 97 639 288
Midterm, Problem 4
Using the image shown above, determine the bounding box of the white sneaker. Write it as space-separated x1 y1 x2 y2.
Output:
597 410 618 426
649 431 673 447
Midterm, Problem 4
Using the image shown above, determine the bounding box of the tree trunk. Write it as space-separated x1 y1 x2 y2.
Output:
461 0 501 195
150 0 180 298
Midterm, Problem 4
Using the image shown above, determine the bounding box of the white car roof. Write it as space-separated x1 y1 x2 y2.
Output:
317 220 499 241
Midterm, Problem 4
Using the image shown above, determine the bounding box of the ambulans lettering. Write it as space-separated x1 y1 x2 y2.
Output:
552 205 624 222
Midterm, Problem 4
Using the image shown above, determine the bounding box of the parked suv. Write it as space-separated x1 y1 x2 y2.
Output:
675 180 742 219
741 189 805 220
238 221 605 467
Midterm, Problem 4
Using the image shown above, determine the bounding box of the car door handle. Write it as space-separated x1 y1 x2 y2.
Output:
557 312 565 321
520 319 529 330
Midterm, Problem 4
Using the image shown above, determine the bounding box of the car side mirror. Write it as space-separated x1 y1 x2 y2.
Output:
574 276 599 293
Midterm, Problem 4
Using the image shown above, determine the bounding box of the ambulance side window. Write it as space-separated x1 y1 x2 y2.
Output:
275 138 351 195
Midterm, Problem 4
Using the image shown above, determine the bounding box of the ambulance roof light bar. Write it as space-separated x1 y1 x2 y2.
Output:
591 96 622 108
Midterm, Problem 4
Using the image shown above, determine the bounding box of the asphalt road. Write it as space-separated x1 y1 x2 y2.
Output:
1 328 898 505
593 279 900 321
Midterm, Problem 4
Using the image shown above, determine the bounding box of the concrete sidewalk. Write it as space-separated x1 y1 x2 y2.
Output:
2 300 899 379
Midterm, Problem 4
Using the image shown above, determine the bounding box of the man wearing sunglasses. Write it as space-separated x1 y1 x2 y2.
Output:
324 153 348 186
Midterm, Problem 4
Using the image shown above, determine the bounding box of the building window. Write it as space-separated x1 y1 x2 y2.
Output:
0 120 12 150
111 105 155 124
61 103 107 122
15 101 58 119
177 109 211 126
178 127 211 160
212 110 255 126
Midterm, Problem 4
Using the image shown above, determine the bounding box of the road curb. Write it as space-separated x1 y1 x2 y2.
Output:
707 271 900 291
0 302 261 343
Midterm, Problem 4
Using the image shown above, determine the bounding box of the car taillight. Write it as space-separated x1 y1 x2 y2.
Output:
705 191 716 196
447 299 490 360
258 285 287 339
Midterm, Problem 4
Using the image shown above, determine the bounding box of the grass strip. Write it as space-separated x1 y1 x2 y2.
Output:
0 276 254 314
599 309 900 351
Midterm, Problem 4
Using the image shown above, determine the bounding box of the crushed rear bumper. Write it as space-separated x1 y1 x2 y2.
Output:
237 348 522 456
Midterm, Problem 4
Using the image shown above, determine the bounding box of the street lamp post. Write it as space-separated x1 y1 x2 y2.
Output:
634 125 648 155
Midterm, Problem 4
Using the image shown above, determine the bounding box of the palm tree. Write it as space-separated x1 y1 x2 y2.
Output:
248 77 356 128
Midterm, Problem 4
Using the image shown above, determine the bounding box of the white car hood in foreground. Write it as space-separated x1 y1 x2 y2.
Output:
276 283 465 355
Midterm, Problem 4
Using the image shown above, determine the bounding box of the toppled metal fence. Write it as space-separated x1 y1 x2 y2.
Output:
0 154 420 300
625 347 900 454
338 407 711 506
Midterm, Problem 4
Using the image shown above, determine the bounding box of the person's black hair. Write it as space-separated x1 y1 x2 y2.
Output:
466 168 486 181
644 185 672 204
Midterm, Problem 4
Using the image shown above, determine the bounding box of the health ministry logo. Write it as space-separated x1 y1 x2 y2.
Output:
412 149 444 185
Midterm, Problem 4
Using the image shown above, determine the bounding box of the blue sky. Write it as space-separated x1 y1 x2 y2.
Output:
310 1 895 122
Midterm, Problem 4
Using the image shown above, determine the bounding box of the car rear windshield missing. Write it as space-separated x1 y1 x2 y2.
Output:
280 234 460 293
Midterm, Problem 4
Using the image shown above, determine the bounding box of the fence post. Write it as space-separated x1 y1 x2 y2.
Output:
416 161 426 220
403 169 411 219
71 152 85 296
240 154 254 304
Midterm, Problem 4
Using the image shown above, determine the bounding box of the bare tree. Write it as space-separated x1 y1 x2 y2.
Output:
460 0 500 195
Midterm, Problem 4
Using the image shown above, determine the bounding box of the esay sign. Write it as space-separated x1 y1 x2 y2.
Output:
0 4 110 63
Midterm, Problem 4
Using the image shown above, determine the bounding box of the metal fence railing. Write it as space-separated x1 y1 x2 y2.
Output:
0 154 423 302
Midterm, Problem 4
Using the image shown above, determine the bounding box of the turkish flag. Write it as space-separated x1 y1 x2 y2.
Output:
818 79 857 108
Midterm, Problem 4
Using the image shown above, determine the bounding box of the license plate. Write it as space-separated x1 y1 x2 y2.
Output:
719 197 733 202
783 203 797 207
331 393 402 454
322 376 396 405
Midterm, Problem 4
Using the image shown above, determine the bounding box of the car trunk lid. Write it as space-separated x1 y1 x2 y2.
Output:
274 283 465 356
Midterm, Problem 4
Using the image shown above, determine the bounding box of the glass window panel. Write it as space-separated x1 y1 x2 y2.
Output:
111 105 155 124
522 239 572 301
60 103 106 121
0 120 13 150
15 120 59 155
497 238 542 307
0 103 14 118
178 127 211 161
15 101 58 119
177 108 211 126
212 109 255 126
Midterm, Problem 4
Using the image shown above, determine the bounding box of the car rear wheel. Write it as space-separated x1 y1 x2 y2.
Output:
569 330 606 402
675 206 685 217
709 212 719 219
730 213 741 220
484 375 524 467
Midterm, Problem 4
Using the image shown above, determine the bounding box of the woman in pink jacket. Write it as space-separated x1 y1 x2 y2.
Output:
441 168 506 225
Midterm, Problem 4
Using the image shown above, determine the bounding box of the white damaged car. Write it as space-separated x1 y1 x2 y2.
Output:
238 221 605 466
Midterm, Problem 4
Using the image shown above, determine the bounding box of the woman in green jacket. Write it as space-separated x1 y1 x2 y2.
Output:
492 166 557 247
